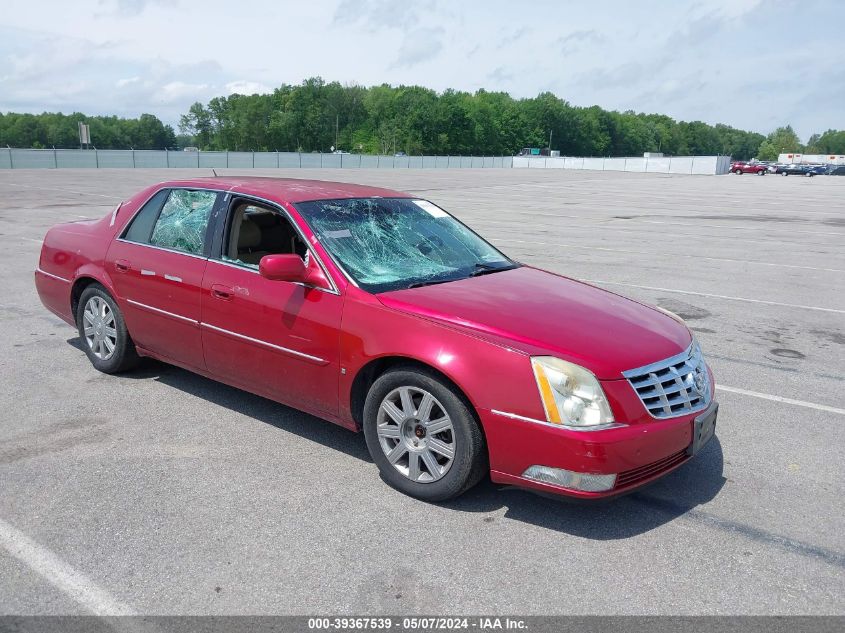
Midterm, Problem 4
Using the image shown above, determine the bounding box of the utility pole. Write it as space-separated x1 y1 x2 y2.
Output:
335 114 339 151
549 129 553 151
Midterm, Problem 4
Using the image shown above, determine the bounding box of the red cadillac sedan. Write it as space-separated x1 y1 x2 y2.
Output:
34 177 717 501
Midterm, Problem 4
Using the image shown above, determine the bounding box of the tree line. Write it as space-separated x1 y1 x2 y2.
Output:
2 78 843 160
177 78 769 159
756 126 845 160
0 112 176 150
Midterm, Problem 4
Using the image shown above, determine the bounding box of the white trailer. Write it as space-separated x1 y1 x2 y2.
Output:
778 153 845 165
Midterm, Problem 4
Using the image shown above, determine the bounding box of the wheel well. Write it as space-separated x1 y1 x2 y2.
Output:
70 277 103 322
349 357 486 441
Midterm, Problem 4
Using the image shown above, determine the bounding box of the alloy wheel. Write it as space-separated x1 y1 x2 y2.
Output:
376 386 455 483
82 296 117 360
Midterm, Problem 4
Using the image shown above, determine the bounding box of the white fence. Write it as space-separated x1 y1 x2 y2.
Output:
0 148 731 174
512 155 732 175
0 148 512 170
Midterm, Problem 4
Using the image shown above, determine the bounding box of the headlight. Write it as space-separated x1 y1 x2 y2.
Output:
530 356 615 428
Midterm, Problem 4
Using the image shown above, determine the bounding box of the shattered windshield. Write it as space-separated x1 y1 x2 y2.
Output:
295 198 516 293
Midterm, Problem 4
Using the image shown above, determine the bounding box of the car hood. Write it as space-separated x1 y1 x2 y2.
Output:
377 266 692 380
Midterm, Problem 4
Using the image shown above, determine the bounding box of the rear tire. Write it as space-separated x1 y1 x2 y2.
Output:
781 171 788 176
363 367 487 501
757 169 766 176
734 168 743 175
76 285 140 374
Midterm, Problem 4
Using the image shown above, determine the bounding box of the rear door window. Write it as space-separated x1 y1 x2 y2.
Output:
149 189 218 256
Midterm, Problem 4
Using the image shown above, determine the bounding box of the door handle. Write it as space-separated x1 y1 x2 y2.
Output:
211 284 233 300
115 259 130 273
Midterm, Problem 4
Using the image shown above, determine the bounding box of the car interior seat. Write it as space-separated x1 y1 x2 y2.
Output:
229 206 307 266
234 218 267 265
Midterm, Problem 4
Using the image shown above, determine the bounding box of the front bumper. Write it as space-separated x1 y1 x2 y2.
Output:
482 400 718 499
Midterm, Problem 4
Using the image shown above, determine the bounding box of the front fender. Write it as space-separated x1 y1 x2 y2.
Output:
339 292 543 427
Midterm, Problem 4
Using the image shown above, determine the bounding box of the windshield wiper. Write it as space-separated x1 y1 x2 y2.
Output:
406 263 518 289
406 277 461 289
468 262 518 277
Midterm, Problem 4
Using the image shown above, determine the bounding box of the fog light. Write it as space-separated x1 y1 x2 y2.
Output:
522 465 617 492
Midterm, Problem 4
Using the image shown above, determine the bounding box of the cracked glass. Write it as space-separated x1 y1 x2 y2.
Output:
150 189 217 255
295 198 515 293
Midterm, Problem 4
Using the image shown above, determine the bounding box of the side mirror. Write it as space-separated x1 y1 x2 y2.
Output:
259 254 306 282
258 253 333 291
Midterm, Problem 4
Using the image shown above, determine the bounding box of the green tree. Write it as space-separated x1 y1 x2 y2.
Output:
806 129 845 154
179 102 214 148
3 82 840 161
757 125 803 160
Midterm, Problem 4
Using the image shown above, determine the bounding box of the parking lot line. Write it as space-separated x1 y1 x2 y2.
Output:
481 218 836 248
627 219 845 238
717 385 845 415
0 517 136 616
510 214 845 238
492 239 845 273
586 280 845 314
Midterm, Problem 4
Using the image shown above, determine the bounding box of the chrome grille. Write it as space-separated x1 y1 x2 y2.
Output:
622 342 711 419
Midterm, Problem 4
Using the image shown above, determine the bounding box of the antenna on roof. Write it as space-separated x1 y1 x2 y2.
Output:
212 169 218 177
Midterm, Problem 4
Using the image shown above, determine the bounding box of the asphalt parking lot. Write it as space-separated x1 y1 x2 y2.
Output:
0 167 842 615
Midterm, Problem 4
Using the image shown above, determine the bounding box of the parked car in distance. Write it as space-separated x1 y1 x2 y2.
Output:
776 164 820 177
34 178 717 502
825 165 845 175
731 161 768 175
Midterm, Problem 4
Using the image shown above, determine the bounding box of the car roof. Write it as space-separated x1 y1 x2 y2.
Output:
153 176 413 204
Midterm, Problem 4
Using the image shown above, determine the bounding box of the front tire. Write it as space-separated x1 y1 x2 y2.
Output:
76 285 140 373
781 171 788 176
734 168 743 175
363 367 487 501
757 169 766 176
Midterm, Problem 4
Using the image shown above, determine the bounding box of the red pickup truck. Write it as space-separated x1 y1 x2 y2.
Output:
731 161 769 175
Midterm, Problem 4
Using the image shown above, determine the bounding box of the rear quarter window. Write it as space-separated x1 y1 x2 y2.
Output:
122 189 169 243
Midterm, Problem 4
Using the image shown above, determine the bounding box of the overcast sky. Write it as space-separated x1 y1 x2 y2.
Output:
1 0 842 140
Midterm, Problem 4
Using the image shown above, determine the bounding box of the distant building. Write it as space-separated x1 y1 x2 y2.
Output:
778 153 845 165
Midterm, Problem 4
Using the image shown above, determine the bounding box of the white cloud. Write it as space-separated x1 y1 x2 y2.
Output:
695 0 764 21
158 81 210 103
392 27 444 68
97 0 170 17
225 80 272 95
333 0 425 30
557 30 604 55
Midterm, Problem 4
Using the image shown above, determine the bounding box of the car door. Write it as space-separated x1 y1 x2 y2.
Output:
106 188 221 371
200 198 344 415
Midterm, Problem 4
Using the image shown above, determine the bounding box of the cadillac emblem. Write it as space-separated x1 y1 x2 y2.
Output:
692 366 707 397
